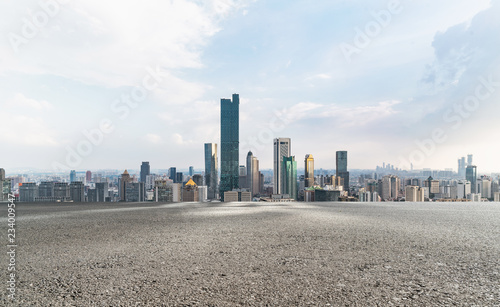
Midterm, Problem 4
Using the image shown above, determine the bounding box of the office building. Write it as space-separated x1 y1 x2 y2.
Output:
204 143 218 200
282 156 297 200
494 192 500 202
182 179 199 202
176 172 184 184
96 182 109 202
38 182 55 198
192 174 203 187
189 166 194 177
54 183 70 201
304 154 314 188
70 170 76 183
273 137 291 195
125 182 145 202
69 181 85 202
154 179 173 202
119 170 132 201
336 151 350 194
466 166 477 194
140 162 150 183
220 94 240 200
19 183 37 202
169 167 177 183
246 151 260 196
86 171 92 183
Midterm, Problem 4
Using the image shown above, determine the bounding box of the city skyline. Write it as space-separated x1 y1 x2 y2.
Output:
1 1 500 172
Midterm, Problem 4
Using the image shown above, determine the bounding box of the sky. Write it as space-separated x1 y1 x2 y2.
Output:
1 0 499 173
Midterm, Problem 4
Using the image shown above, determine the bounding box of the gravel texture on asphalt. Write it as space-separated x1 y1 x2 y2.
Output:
1 201 499 306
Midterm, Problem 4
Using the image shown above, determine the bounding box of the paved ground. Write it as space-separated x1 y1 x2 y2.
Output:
1 201 499 306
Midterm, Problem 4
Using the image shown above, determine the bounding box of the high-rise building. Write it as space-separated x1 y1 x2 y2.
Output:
466 165 477 194
467 154 473 167
69 181 85 202
96 182 109 202
246 151 260 197
54 183 70 201
38 182 55 198
192 174 203 187
119 170 132 201
189 166 194 177
220 94 240 200
125 182 145 202
273 137 291 195
86 171 92 183
336 151 349 193
282 156 297 200
70 170 76 183
0 168 6 202
169 167 177 183
19 183 37 202
0 168 5 181
176 172 184 184
204 143 218 200
140 162 150 183
304 154 314 188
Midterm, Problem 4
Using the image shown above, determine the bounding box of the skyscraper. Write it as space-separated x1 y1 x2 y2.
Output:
467 154 473 167
273 137 291 195
282 156 297 200
189 166 194 177
246 151 260 197
466 165 477 194
119 170 132 201
336 151 349 194
220 94 239 200
140 162 150 183
70 170 76 183
304 154 314 188
169 167 177 183
204 143 218 200
86 171 92 183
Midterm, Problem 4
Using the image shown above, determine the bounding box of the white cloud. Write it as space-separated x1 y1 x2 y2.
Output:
0 113 58 146
146 133 162 144
5 93 52 110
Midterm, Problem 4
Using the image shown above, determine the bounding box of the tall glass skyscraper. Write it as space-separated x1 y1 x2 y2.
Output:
204 143 218 200
140 162 150 183
220 94 239 200
282 156 297 200
466 165 477 194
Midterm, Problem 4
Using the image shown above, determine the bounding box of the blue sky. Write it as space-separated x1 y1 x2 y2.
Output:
1 0 499 173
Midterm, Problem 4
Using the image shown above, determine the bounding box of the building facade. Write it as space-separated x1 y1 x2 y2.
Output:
273 137 291 195
220 94 240 200
204 143 218 200
282 156 297 200
304 154 314 188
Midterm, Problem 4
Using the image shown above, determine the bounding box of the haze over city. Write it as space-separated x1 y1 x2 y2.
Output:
1 0 499 172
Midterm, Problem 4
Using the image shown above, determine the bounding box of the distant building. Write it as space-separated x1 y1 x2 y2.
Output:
315 189 341 202
273 137 291 195
140 162 150 183
224 190 251 202
125 182 145 202
192 174 203 187
182 179 199 202
96 182 109 202
69 181 85 202
379 175 400 201
204 143 218 200
70 170 76 183
119 170 132 201
246 151 260 197
405 186 425 202
38 181 55 198
282 156 297 200
304 154 314 188
169 167 177 182
86 170 92 183
494 192 500 202
19 183 37 202
154 179 173 202
176 172 184 184
336 151 350 194
54 183 70 201
466 166 477 194
220 94 240 200
189 166 194 177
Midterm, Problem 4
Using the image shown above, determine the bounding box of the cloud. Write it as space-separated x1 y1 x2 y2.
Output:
146 133 162 144
0 113 58 146
0 0 253 88
5 93 52 110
